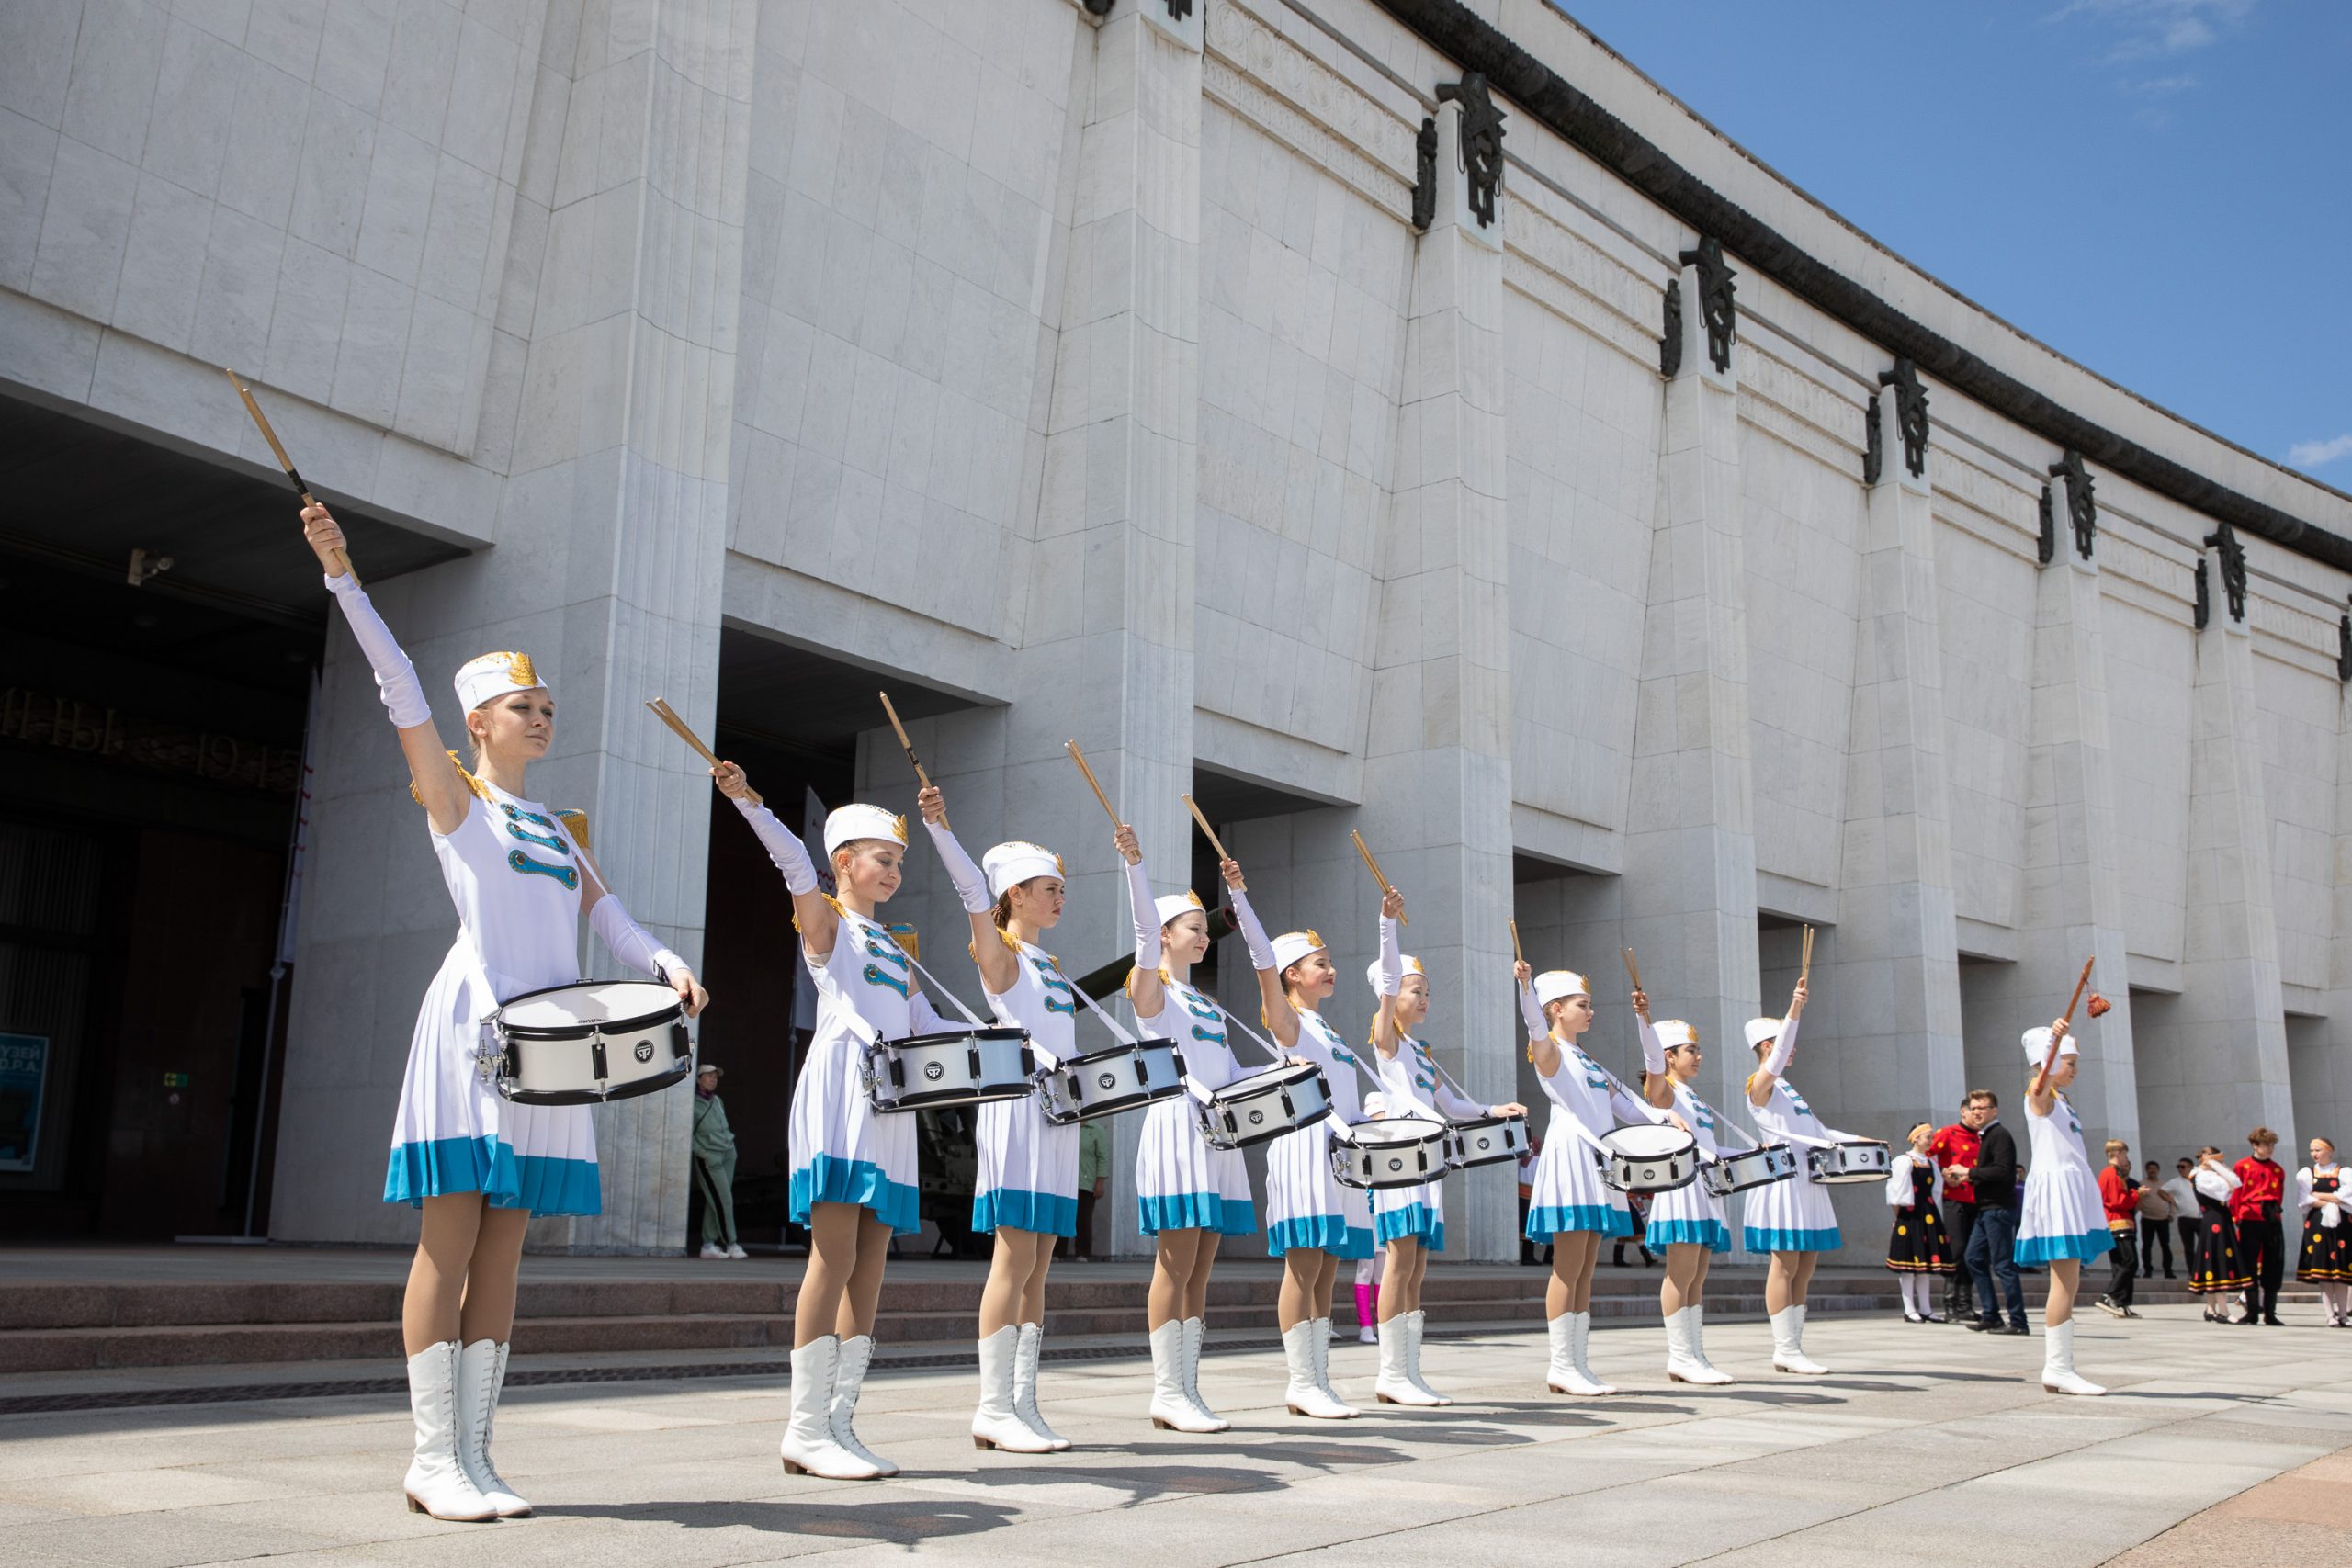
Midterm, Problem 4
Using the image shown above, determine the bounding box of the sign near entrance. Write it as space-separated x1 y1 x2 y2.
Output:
0 1033 49 1173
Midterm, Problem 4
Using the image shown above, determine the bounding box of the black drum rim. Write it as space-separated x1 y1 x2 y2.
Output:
495 978 687 1039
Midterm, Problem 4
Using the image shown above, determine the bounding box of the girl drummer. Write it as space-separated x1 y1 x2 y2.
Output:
1513 962 1676 1396
919 786 1082 1452
1114 819 1259 1433
1634 990 1736 1384
709 764 932 1480
297 503 707 1521
1884 1122 1956 1320
1741 981 1842 1374
1231 903 1374 1418
2014 1017 2113 1395
1364 896 1526 1408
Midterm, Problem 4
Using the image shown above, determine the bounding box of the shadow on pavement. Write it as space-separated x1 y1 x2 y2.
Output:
537 1497 1023 1541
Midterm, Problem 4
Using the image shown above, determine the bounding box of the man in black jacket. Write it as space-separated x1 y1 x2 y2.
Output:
1959 1095 2030 1333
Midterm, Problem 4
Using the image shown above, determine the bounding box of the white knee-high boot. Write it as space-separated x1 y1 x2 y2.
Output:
403 1341 494 1521
1012 1323 1070 1450
830 1334 897 1476
1770 1306 1827 1374
2041 1319 2105 1396
1309 1317 1360 1416
1665 1308 1731 1385
1149 1321 1221 1432
1571 1312 1617 1395
1544 1314 1583 1393
1687 1303 1736 1382
454 1339 529 1517
782 1337 883 1479
1178 1317 1227 1430
1283 1321 1356 1418
973 1325 1057 1451
1402 1311 1451 1404
1374 1315 1438 1405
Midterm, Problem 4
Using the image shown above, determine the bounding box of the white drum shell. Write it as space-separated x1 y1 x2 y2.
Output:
865 1029 1036 1113
1445 1113 1529 1169
1806 1139 1894 1185
1330 1118 1453 1190
1702 1142 1801 1198
492 980 692 1106
1600 1125 1700 1193
1197 1064 1331 1150
1038 1040 1187 1124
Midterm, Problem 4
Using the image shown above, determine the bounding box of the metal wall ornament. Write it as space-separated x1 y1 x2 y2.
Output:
1863 395 1883 486
2038 485 2057 566
2051 450 2097 559
1166 0 1193 18
2205 520 2248 623
2195 558 2211 630
2338 604 2350 682
1660 278 1683 378
1878 357 1929 478
1411 116 1438 231
1678 236 1736 373
1435 73 1505 228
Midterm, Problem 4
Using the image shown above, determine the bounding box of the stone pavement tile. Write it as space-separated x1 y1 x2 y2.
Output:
2212 1450 2352 1524
10 1509 340 1568
0 1461 312 1516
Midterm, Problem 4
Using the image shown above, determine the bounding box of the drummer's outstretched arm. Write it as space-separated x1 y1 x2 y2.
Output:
918 786 1018 995
1516 962 1563 1078
1226 876 1299 1052
1370 895 1403 1052
1634 998 1674 1109
711 761 837 955
576 856 705 1017
1117 824 1165 1021
300 502 469 835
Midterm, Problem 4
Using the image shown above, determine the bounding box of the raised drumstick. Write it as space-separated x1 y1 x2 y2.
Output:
646 699 760 806
1064 740 1121 826
876 691 944 828
1509 918 1525 966
1350 829 1407 926
230 367 353 581
1621 945 1644 992
1181 794 1230 862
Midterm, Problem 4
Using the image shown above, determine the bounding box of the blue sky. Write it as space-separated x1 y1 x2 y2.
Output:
1548 1 2352 490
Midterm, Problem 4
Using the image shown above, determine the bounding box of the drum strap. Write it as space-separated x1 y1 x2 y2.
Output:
1183 990 1299 1070
1061 970 1141 1049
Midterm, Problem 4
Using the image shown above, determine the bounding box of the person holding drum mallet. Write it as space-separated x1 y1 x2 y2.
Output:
1114 819 1262 1433
1365 889 1528 1406
296 502 707 1521
1740 974 1846 1375
1514 962 1681 1397
1634 988 1739 1384
2016 1006 2116 1395
919 786 1086 1452
707 761 940 1480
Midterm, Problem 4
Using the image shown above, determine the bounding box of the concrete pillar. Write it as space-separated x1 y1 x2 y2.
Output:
276 2 749 1252
2302 689 2352 1154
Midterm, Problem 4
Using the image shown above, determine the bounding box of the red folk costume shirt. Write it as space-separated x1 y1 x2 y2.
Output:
2098 1166 2137 1230
1927 1124 1980 1205
2231 1157 2286 1223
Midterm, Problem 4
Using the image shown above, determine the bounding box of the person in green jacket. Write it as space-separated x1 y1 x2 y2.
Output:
694 1065 744 1259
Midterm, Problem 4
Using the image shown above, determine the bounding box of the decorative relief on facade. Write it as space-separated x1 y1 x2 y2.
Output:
1435 73 1505 227
2339 604 2350 681
1661 278 1682 378
2051 449 2097 559
1412 117 1437 231
1878 356 1929 479
2204 518 2248 623
1203 65 1411 223
1863 394 1883 485
1677 236 1736 373
2195 558 2211 630
2039 484 2058 565
1167 0 1193 18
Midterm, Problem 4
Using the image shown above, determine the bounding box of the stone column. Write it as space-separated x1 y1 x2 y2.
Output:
1022 1 1204 1255
275 2 749 1253
1346 87 1518 1261
1823 381 1966 1170
2302 686 2352 1155
2140 588 2294 1158
1622 251 1761 1162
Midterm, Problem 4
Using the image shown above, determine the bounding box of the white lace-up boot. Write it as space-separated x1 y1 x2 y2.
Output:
1310 1317 1361 1416
402 1341 494 1521
1283 1321 1356 1417
2041 1319 2106 1395
1179 1317 1227 1431
830 1334 897 1476
1770 1306 1828 1374
1149 1321 1222 1431
1570 1313 1616 1395
1012 1323 1071 1450
972 1325 1056 1451
1374 1315 1437 1404
1687 1303 1736 1383
1664 1308 1730 1385
454 1339 529 1517
1402 1311 1452 1404
1544 1314 1582 1393
781 1337 882 1479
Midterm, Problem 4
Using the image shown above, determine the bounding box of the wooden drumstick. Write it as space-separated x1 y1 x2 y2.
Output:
231 367 354 581
646 699 761 806
1621 945 1644 992
877 690 945 828
1800 924 1815 985
1351 829 1407 926
1509 918 1524 966
2060 956 2095 1024
1182 794 1230 862
1064 740 1121 826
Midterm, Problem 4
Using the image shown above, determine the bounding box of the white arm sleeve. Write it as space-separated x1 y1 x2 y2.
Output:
2298 1167 2316 1213
1228 887 1278 973
1376 915 1402 996
733 798 818 895
1363 1089 1389 1119
590 892 689 983
1518 981 1547 1044
1432 1072 1487 1122
924 820 991 914
1884 1154 1913 1208
1763 1014 1799 1077
909 990 951 1035
1638 1018 1667 1077
1931 1161 1945 1208
325 574 432 728
1610 1080 1662 1126
1125 857 1161 975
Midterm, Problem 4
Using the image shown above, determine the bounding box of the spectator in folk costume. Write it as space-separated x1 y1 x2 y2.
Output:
2094 1139 2140 1318
2137 1160 2177 1279
2188 1146 2250 1322
2233 1128 2289 1326
1928 1093 1993 1325
2295 1135 2348 1326
693 1065 744 1259
1884 1122 1955 1321
2164 1158 2201 1281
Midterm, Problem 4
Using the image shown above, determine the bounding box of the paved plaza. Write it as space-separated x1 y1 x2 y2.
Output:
3 1303 2346 1568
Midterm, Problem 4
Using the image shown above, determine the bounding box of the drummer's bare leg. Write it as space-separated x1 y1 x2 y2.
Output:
1185 1233 1222 1321
1547 1232 1600 1316
404 1194 484 1353
797 1201 865 1348
1378 1237 1423 1321
1278 1247 1326 1331
1314 1249 1341 1323
456 1204 529 1344
1659 1242 1706 1317
1766 1250 1798 1315
833 1213 894 1339
2044 1257 2080 1327
979 1227 1046 1337
1788 1250 1819 1308
1020 1228 1056 1325
1149 1229 1203 1331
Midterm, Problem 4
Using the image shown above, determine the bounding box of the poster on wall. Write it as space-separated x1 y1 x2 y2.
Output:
0 1033 49 1173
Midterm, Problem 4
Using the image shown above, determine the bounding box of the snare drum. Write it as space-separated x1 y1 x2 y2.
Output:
863 1027 1036 1113
1445 1112 1530 1170
492 980 692 1105
1330 1117 1453 1190
1038 1038 1187 1124
1805 1139 1893 1185
1196 1061 1330 1150
1702 1141 1800 1198
1600 1123 1700 1193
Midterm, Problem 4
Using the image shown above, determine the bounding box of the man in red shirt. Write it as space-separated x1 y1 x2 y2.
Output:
2096 1139 2140 1318
1928 1093 1992 1324
2233 1128 2288 1325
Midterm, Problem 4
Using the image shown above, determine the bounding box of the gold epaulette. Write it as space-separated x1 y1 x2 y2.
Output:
409 750 493 808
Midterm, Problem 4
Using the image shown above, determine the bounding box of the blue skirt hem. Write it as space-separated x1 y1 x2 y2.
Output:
974 1186 1078 1239
2015 1229 2116 1265
1646 1216 1731 1254
1528 1202 1634 1239
792 1155 922 1236
1745 1224 1843 1254
1375 1204 1444 1251
1139 1193 1258 1238
384 1135 601 1218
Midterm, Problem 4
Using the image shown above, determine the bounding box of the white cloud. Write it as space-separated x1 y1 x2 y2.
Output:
2288 434 2352 468
2120 73 2200 94
2046 0 2256 62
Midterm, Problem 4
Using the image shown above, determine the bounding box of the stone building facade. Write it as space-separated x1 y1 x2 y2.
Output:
5 0 2347 1259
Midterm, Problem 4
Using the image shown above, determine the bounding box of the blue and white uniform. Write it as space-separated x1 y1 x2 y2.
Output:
1743 1022 1845 1253
1134 972 1257 1237
2015 1089 2113 1266
1266 1005 1374 1259
1365 1032 1478 1251
1638 1018 1731 1253
1525 1040 1645 1239
973 931 1081 1237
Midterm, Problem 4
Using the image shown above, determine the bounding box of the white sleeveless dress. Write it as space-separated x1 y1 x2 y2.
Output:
1364 1032 1481 1250
1743 1075 1845 1252
971 932 1080 1237
383 783 600 1216
2014 1091 2115 1266
1132 973 1257 1237
788 893 950 1235
1645 1078 1730 1253
1525 1042 1644 1239
1264 1007 1374 1259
